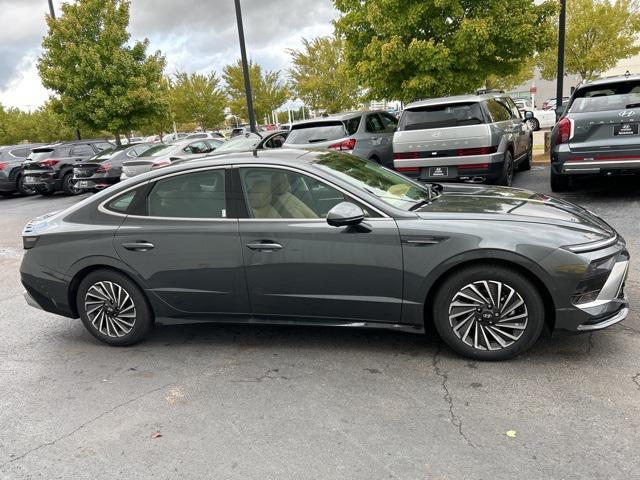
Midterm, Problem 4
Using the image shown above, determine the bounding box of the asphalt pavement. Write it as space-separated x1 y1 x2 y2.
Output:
0 167 638 479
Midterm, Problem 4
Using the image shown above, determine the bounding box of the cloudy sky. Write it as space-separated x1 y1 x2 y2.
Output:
0 0 338 110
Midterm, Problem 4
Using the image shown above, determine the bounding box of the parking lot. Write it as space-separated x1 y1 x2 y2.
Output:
0 166 639 479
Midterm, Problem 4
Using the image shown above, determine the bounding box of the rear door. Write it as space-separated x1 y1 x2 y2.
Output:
503 97 529 159
113 167 249 315
567 80 640 153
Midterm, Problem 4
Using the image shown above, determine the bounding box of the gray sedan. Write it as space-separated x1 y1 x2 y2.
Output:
21 150 629 360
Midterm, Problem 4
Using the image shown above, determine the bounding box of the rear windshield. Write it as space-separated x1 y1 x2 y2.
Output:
569 80 640 113
216 133 261 152
138 144 172 157
28 149 57 162
399 103 485 130
286 120 352 144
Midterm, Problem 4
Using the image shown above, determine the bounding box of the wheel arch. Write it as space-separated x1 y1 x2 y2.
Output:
422 253 557 334
67 261 153 318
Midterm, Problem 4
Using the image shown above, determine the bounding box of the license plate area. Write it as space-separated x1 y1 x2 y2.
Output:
429 166 449 177
613 123 638 136
24 176 39 184
76 181 92 189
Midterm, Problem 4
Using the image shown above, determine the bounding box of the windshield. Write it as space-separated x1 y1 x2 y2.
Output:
313 153 432 210
569 80 640 113
400 102 485 130
215 133 261 152
286 121 347 144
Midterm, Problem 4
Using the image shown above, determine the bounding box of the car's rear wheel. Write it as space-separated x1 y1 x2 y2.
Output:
550 170 572 192
17 175 36 196
62 172 82 195
432 265 545 360
495 151 514 186
77 269 153 346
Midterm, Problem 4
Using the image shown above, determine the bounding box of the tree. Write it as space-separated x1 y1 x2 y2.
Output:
334 0 557 102
223 60 289 124
538 0 640 81
485 58 537 91
169 71 226 130
288 36 361 113
38 0 168 144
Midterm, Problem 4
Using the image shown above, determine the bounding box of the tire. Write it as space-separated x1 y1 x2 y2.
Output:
495 151 514 186
432 265 545 361
77 269 153 346
62 172 82 195
17 175 36 196
550 170 572 192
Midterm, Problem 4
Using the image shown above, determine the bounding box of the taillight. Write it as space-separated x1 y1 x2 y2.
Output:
396 167 419 173
0 162 7 171
328 138 356 151
394 152 419 159
96 163 112 173
556 117 573 145
23 236 39 250
37 159 60 168
456 146 497 156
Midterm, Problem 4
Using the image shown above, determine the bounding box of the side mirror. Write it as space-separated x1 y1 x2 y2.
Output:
555 105 566 121
326 202 365 227
524 110 534 120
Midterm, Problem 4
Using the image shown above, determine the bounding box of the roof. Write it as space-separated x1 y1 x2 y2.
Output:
35 139 112 149
290 110 386 125
578 73 640 89
405 93 503 109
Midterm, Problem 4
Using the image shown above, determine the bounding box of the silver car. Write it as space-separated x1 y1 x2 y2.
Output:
393 93 534 186
283 110 398 168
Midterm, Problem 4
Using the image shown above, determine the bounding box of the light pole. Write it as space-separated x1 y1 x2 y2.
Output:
47 0 56 18
233 0 257 133
555 0 567 115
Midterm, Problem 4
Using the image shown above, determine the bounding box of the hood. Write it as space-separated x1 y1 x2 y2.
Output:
416 184 615 237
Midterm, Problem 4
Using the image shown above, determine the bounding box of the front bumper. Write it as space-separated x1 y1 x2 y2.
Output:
576 306 628 331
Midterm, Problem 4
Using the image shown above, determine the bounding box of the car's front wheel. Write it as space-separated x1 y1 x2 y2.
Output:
495 151 514 186
17 175 36 196
432 265 545 360
77 269 153 346
62 172 82 195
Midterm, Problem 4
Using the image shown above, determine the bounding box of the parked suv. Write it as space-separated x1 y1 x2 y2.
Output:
550 74 640 191
22 140 113 195
283 110 398 168
393 94 533 186
0 143 44 197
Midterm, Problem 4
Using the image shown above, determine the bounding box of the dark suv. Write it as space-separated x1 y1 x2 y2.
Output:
0 143 44 197
22 140 113 195
550 74 640 191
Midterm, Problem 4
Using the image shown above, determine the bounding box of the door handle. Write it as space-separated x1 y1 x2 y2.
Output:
122 242 155 251
246 241 283 252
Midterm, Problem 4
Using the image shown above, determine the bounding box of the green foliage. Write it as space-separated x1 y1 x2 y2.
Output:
169 71 226 130
0 101 106 145
288 36 361 113
334 0 557 102
223 60 289 123
38 0 168 142
485 58 537 91
538 0 640 81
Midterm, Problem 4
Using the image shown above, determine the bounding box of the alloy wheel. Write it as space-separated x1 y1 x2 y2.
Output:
84 281 137 337
447 280 528 351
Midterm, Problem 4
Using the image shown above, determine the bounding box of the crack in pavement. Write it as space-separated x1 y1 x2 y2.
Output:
432 345 475 448
633 373 640 391
231 368 300 383
0 382 173 470
586 333 595 354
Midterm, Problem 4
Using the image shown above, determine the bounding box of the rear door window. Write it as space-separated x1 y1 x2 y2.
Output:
365 114 385 133
147 170 226 219
286 122 347 144
486 99 512 122
568 80 640 113
71 144 95 157
399 103 485 130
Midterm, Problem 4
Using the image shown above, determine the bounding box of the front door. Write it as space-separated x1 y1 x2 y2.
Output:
235 166 403 323
113 167 249 315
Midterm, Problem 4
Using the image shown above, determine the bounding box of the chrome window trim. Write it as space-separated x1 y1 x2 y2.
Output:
236 163 390 219
98 165 231 221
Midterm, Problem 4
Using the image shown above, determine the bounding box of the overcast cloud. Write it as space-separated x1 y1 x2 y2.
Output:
0 0 337 110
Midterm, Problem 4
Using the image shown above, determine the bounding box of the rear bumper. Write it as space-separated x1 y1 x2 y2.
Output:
72 176 119 190
395 154 504 182
0 180 16 192
23 171 61 191
21 253 76 318
552 148 640 175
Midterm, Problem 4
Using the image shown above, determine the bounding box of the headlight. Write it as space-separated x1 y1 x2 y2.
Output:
562 234 618 253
